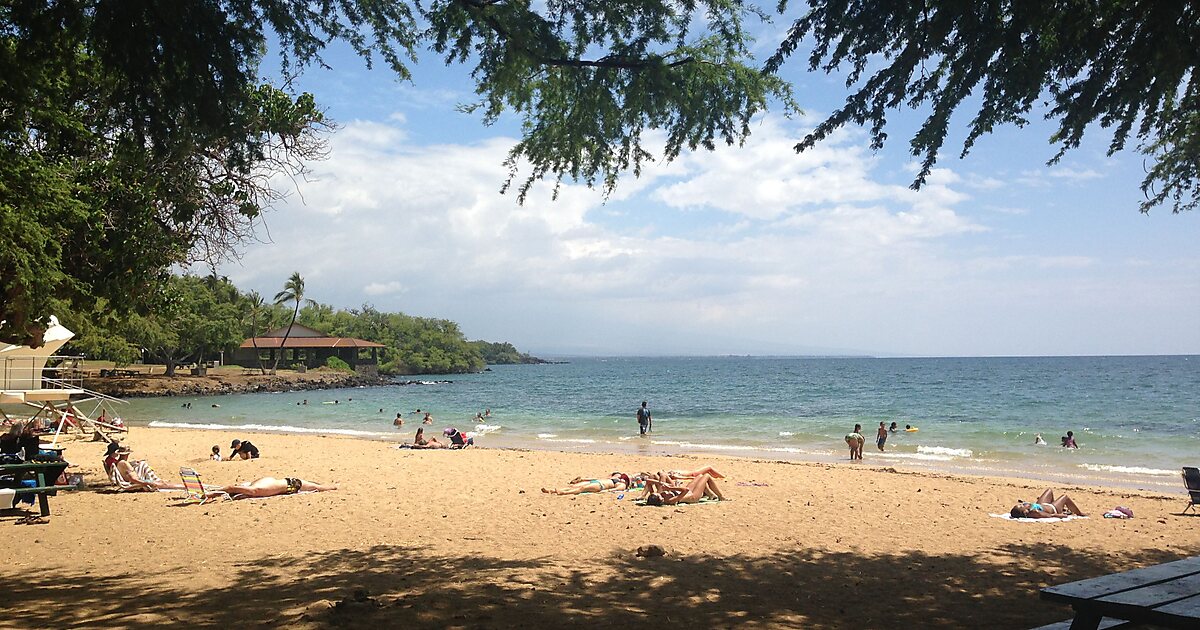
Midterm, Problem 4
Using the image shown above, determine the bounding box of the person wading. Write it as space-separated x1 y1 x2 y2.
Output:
637 401 653 435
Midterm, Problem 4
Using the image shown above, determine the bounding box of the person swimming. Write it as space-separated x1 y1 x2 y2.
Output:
1034 433 1047 445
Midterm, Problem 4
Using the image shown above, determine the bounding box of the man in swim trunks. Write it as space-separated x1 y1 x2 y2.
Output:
637 401 652 435
876 422 888 452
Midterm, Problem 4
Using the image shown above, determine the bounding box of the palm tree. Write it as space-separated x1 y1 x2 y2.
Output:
272 272 306 373
244 291 268 374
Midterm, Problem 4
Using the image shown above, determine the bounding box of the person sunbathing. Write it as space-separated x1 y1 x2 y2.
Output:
103 444 184 491
1010 489 1086 518
410 427 446 449
542 472 635 495
641 473 727 506
654 466 726 482
221 477 337 499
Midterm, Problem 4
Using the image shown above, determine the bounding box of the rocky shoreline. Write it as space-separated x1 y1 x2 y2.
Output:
86 369 404 399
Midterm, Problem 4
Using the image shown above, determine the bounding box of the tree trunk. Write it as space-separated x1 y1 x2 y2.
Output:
272 305 300 372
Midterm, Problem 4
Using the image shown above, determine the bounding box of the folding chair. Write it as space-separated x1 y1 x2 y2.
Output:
178 467 229 505
1183 467 1200 514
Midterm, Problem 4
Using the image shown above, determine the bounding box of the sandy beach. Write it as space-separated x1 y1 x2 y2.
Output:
2 427 1198 629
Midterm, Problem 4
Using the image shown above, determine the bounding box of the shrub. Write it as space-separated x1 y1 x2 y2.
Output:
325 356 352 372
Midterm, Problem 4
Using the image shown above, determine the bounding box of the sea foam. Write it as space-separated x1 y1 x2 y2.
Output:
916 445 973 458
1078 463 1178 476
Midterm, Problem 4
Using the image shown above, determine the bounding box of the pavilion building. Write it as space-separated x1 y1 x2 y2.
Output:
234 324 385 375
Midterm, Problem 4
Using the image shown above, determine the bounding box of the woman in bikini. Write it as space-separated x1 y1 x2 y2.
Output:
653 466 725 483
542 472 636 495
220 477 338 499
410 427 446 449
1010 489 1086 519
641 473 727 506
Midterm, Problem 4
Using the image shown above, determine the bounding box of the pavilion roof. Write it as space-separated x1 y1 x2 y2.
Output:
238 336 385 349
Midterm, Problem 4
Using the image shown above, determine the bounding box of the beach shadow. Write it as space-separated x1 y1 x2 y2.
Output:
0 543 1192 628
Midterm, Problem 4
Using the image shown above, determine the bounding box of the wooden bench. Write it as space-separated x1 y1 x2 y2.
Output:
1040 556 1200 629
1 461 71 517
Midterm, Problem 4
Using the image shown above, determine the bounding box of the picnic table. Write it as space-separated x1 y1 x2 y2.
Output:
0 461 71 517
1040 556 1200 629
99 368 139 377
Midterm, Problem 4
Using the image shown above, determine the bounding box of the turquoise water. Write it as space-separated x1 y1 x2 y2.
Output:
124 356 1200 491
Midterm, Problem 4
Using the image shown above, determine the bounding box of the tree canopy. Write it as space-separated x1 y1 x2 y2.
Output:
61 274 535 375
767 0 1199 214
1 0 792 345
4 1 1195 346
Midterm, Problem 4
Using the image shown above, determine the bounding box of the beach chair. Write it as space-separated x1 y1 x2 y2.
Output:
1182 467 1200 514
178 467 228 505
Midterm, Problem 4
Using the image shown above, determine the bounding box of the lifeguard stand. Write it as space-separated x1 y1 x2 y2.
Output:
1 316 127 443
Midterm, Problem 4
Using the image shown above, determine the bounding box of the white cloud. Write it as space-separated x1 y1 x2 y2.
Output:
363 281 406 296
218 115 1198 356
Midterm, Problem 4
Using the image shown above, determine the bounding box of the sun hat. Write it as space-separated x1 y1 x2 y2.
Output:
443 428 457 436
105 442 121 456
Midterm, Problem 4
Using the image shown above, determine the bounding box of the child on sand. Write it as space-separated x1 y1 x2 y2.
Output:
845 424 865 460
211 445 222 461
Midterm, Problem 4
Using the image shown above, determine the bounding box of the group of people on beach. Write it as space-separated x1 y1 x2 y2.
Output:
542 465 727 506
845 422 918 459
100 440 336 499
401 426 474 449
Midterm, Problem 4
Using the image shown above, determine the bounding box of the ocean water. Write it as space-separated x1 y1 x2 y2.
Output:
121 356 1200 492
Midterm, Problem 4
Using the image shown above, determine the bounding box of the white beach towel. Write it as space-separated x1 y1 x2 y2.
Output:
0 488 15 509
989 513 1088 522
109 463 178 492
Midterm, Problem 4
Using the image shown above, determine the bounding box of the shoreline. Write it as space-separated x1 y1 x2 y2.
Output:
5 425 1199 628
137 420 1189 495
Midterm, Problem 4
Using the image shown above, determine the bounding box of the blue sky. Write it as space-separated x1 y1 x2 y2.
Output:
216 15 1199 357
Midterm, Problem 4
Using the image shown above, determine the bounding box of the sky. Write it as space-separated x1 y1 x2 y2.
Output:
215 12 1199 358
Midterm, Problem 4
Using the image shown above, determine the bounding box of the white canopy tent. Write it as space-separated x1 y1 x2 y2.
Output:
1 316 127 442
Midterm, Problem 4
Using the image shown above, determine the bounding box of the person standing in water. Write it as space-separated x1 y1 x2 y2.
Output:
876 422 888 452
637 401 652 435
845 424 865 460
